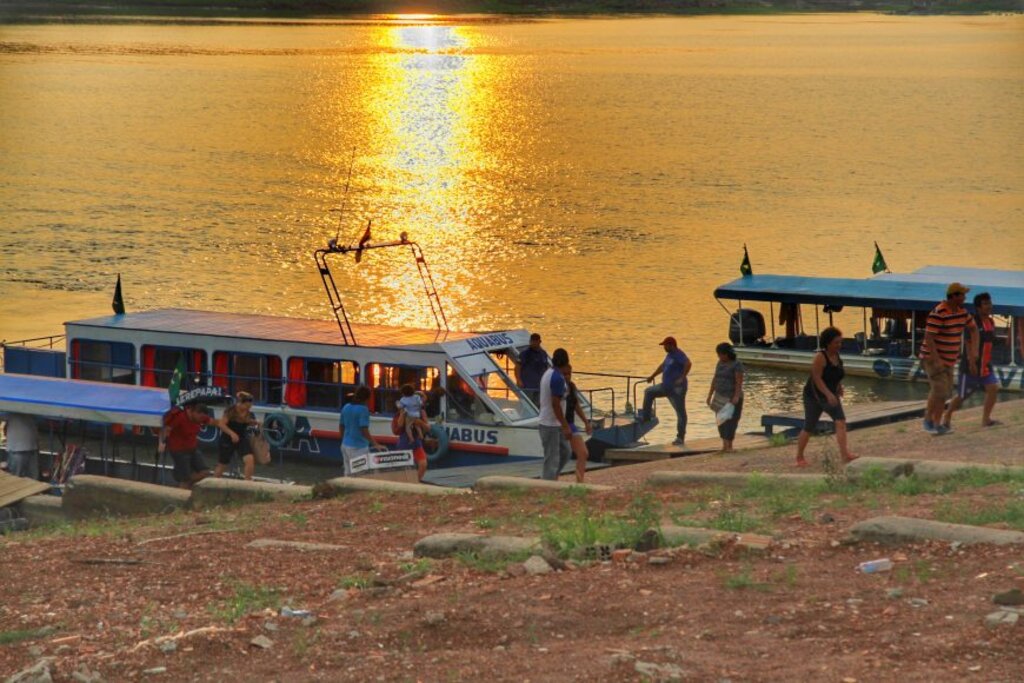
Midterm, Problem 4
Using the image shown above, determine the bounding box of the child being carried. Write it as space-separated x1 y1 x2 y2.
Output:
396 383 430 443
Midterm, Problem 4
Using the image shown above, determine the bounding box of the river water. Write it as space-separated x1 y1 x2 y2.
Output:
1 14 1022 441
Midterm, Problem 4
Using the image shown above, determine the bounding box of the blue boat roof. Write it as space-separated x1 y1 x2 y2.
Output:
875 266 1024 289
0 373 169 427
714 270 1024 316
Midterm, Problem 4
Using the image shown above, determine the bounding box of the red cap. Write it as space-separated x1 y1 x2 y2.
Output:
659 336 677 346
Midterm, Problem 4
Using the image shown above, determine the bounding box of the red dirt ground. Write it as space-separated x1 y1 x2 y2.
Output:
1 402 1022 682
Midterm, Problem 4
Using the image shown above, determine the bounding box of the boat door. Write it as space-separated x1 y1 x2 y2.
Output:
441 335 538 425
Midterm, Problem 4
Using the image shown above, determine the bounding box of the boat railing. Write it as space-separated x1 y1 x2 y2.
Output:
0 335 66 373
572 370 646 420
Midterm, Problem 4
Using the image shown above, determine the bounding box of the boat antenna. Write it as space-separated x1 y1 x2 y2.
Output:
332 147 357 244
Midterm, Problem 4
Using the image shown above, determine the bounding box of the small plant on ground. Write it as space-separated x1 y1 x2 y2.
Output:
539 492 663 558
473 517 497 530
453 549 534 573
338 574 373 589
209 581 283 624
399 558 433 574
721 564 770 591
768 433 788 447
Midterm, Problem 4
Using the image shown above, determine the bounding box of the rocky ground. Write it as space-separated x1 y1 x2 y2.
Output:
1 402 1022 682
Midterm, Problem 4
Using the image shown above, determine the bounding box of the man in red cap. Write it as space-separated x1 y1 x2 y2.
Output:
639 336 692 445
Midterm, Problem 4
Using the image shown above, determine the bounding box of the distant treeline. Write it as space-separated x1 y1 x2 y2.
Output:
4 0 1022 19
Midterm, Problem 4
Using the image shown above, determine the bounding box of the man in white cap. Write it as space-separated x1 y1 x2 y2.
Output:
920 282 978 435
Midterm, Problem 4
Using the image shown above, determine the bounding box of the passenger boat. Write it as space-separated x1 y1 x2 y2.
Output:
1 237 655 468
714 266 1024 391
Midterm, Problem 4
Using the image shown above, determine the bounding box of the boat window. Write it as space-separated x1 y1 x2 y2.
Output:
448 354 538 422
282 358 360 410
140 345 206 391
212 352 283 404
467 367 538 421
366 363 439 416
69 339 134 385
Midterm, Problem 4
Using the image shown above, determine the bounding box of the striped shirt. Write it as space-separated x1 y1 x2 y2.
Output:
920 301 976 367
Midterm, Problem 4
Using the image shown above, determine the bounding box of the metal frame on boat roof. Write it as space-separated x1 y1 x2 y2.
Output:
714 273 1024 316
315 232 450 346
65 308 475 350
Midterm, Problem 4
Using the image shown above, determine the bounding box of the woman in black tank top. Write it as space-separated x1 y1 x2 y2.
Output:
795 327 857 467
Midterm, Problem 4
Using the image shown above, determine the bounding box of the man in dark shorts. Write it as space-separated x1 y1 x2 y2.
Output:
159 403 213 489
942 292 1000 429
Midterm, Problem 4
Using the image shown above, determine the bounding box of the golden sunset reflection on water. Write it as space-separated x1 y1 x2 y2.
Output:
329 22 498 330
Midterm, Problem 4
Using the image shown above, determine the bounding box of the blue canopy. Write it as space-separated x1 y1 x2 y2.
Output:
0 373 169 427
714 273 1024 316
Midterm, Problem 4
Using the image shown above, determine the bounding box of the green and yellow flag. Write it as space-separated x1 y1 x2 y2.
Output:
872 242 889 274
740 244 753 277
167 354 187 405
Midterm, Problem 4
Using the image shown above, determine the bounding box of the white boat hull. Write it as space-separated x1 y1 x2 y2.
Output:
734 347 1024 392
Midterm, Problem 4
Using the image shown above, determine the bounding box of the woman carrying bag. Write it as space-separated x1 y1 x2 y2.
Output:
706 342 744 452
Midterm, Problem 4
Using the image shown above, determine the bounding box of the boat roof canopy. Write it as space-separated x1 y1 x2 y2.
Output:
715 269 1024 316
0 373 169 427
65 309 482 350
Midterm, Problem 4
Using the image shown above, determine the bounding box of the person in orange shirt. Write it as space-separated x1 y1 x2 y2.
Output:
942 292 1000 428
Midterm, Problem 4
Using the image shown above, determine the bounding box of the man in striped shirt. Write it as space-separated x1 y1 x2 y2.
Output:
920 282 979 435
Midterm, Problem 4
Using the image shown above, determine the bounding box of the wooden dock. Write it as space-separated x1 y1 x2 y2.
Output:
760 399 926 436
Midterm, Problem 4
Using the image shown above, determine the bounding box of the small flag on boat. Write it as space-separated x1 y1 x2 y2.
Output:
740 244 753 277
111 274 126 315
167 354 186 405
354 220 372 264
872 241 889 274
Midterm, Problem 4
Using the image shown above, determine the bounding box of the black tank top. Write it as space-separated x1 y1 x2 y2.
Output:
805 350 844 397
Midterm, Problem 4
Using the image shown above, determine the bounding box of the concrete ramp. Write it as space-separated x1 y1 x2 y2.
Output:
63 474 190 519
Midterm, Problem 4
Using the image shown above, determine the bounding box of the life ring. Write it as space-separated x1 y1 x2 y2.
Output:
424 423 449 465
262 412 295 448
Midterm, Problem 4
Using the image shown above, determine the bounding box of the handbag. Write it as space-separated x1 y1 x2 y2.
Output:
715 401 736 426
251 431 272 465
709 392 730 414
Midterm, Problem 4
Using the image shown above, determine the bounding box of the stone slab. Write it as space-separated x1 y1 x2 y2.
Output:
648 471 829 488
473 476 613 493
413 532 540 559
246 539 346 552
848 515 1024 546
17 494 66 527
190 478 312 510
325 477 470 497
846 457 1023 481
660 525 729 547
659 525 772 550
62 474 190 519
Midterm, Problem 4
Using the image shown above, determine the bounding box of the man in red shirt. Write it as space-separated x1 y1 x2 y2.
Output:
920 282 979 435
159 403 213 489
942 292 1000 429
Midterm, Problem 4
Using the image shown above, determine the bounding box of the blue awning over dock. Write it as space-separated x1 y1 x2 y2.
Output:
714 272 1024 316
0 373 169 427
